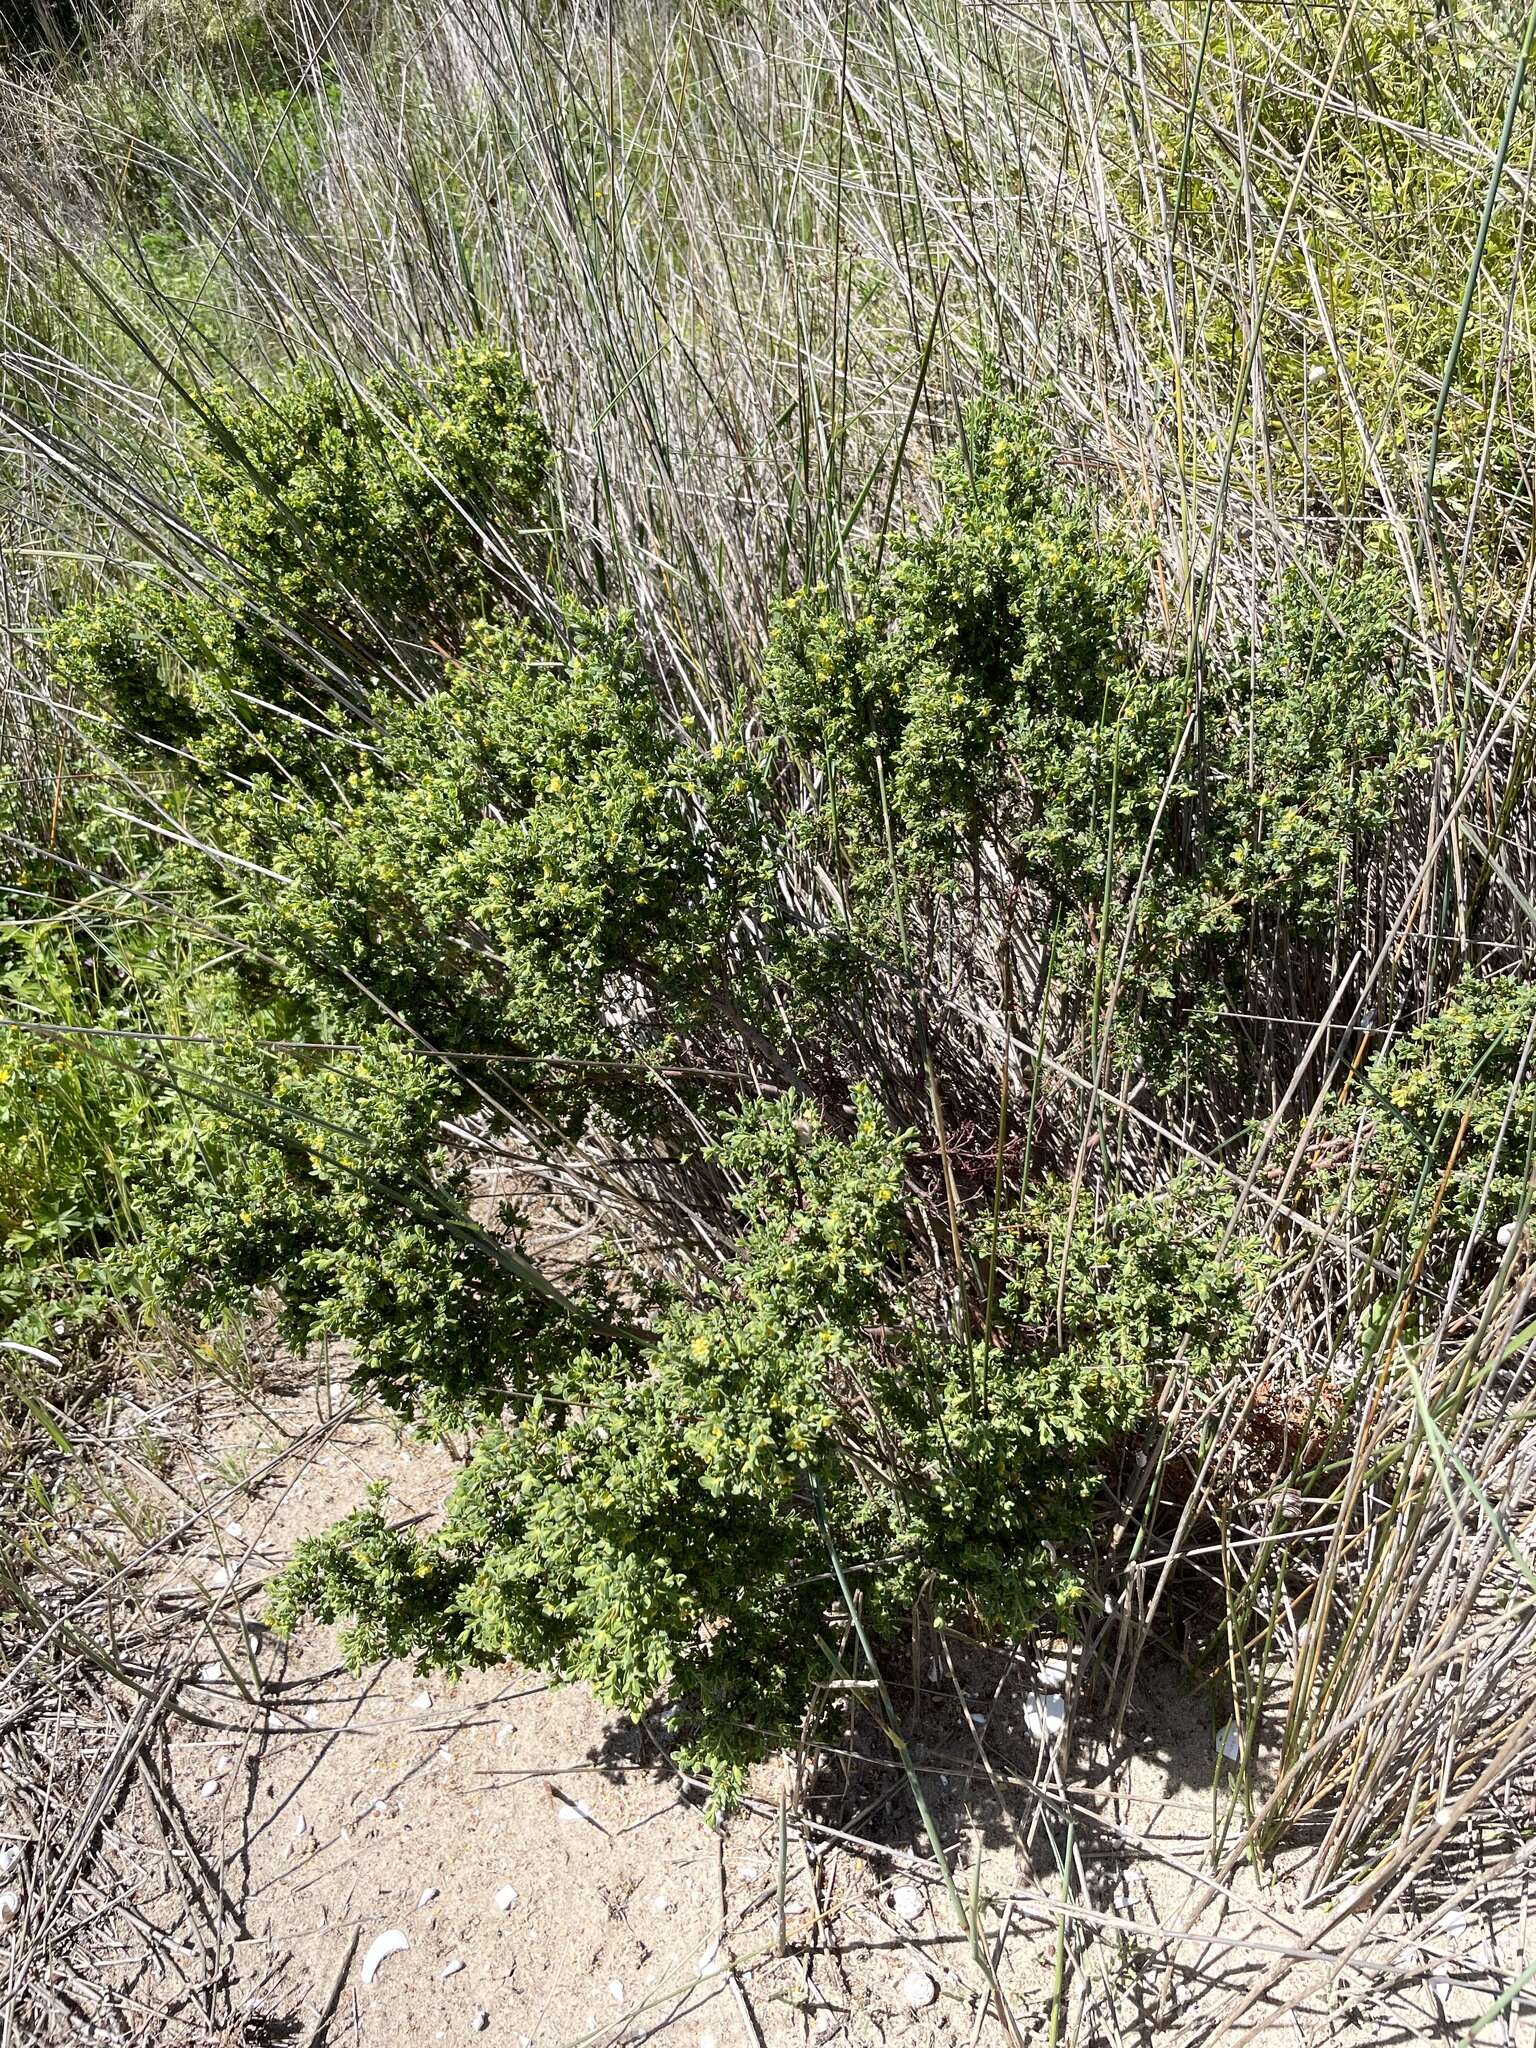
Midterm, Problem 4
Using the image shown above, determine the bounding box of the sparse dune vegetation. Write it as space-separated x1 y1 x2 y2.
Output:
4 1 1536 2040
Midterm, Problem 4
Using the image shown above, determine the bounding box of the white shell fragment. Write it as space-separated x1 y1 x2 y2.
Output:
608 1979 624 2004
361 1930 409 1985
696 1936 723 1978
901 1968 938 2009
0 1846 23 1878
0 1889 20 1931
471 2012 488 2032
494 1885 518 1912
441 1958 466 1979
1216 1722 1243 1763
891 1884 925 1923
1498 1221 1519 1248
553 1789 601 1829
413 1691 433 1710
418 1887 439 1908
198 1780 220 1800
1021 1692 1067 1741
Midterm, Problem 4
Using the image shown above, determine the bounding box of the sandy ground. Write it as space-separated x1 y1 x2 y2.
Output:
12 1366 1530 2047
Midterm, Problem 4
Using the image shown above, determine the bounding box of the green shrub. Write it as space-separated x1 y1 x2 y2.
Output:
265 1092 1261 1804
764 395 1150 882
45 581 227 760
48 343 549 773
0 901 170 1382
767 398 1428 1072
132 1029 605 1427
212 606 765 1095
28 357 1373 1802
1218 564 1430 931
189 343 548 644
49 352 787 1129
1328 973 1536 1281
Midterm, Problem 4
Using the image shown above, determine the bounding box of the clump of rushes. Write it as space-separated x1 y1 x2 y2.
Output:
1117 0 1536 601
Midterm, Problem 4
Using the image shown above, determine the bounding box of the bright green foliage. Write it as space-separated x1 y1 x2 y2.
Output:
1331 974 1536 1276
189 344 548 644
995 1169 1273 1387
134 1031 593 1426
0 927 138 1339
768 400 1427 1068
217 607 753 1090
265 1093 1267 1801
893 1169 1270 1633
47 344 548 772
2 773 145 1370
1218 565 1431 932
765 394 1149 880
46 352 766 1124
45 583 232 760
0 860 246 1381
1122 0 1535 594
